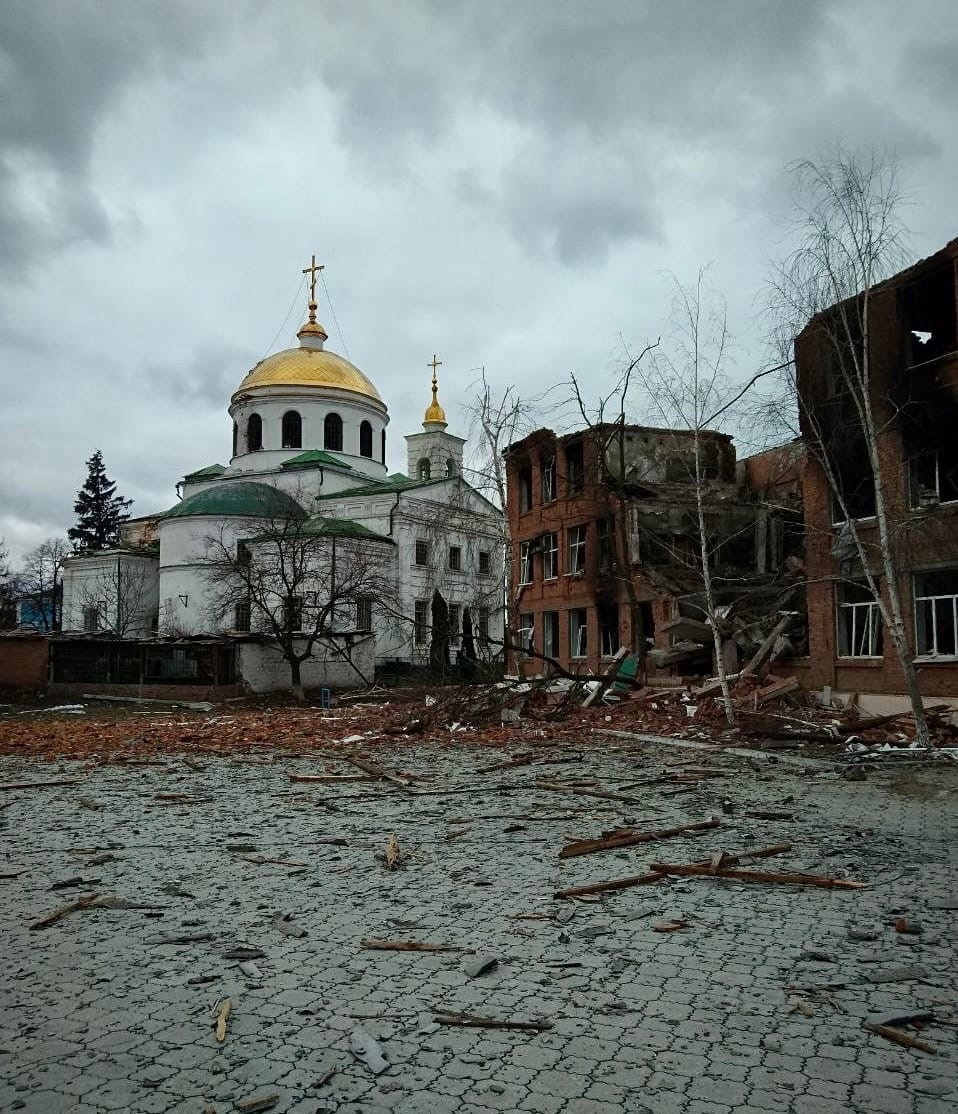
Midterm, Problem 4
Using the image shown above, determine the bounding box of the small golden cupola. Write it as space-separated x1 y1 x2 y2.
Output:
423 353 447 430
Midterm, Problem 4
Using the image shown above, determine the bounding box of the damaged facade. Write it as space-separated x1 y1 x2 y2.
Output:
797 236 958 699
503 424 803 678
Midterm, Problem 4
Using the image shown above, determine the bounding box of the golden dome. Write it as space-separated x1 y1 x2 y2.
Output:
233 347 383 403
424 397 447 423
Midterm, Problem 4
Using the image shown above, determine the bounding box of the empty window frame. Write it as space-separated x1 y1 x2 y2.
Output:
324 412 343 451
247 412 263 452
565 441 585 494
836 581 883 658
478 550 491 575
359 420 373 458
910 448 958 507
569 608 588 658
542 454 557 502
414 600 429 645
902 264 958 367
282 410 302 449
517 612 535 656
414 539 430 566
542 610 559 660
356 598 372 632
518 462 533 511
568 524 587 574
542 532 559 579
519 540 534 585
598 516 614 572
915 568 958 657
599 601 619 657
418 458 431 480
448 545 462 571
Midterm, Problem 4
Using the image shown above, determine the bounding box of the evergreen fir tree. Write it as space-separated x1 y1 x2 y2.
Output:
68 450 132 551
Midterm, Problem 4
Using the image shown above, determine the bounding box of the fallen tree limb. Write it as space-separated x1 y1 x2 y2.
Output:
342 754 412 788
535 780 646 806
29 892 101 930
648 863 867 889
361 939 475 954
559 816 721 860
433 1010 553 1032
863 1022 936 1055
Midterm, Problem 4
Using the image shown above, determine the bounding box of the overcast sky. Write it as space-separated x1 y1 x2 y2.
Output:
1 0 956 564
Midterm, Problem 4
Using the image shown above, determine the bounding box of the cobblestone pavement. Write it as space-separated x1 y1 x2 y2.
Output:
1 729 956 1113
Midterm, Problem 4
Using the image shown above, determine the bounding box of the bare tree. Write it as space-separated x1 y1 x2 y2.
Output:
70 558 155 636
767 146 930 745
200 499 398 701
0 537 12 628
15 538 70 632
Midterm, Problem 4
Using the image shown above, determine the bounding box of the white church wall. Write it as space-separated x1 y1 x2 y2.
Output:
230 388 388 479
61 551 159 637
158 515 253 635
237 635 375 692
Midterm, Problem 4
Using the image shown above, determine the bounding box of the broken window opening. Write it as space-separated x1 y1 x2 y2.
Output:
597 516 614 572
915 568 958 657
902 263 957 367
568 524 587 575
518 462 533 511
517 613 534 656
836 581 883 658
598 600 619 657
565 441 585 495
910 447 958 507
519 541 534 585
542 454 557 502
359 420 373 458
542 610 559 660
569 608 588 659
282 410 302 450
246 413 263 452
448 545 462 571
542 532 559 579
324 412 343 452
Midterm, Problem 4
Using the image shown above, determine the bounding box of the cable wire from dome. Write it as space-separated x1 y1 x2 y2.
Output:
320 269 351 362
261 274 306 361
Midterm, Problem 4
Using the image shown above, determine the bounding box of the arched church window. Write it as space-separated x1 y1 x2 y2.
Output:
418 458 431 481
359 420 373 458
446 458 457 476
324 412 343 451
232 421 238 457
247 413 262 452
381 429 387 463
282 410 302 449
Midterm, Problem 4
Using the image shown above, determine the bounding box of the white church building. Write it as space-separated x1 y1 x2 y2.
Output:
60 271 505 689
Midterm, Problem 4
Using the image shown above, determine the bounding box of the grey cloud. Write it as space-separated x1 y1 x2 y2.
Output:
0 0 219 271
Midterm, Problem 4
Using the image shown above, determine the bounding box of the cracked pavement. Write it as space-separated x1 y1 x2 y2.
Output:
0 724 956 1113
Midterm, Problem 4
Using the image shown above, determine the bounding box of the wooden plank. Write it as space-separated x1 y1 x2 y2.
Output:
559 816 720 860
29 893 102 930
360 939 475 954
535 781 645 806
0 780 78 792
342 754 412 788
741 616 791 676
554 872 664 900
433 1010 553 1032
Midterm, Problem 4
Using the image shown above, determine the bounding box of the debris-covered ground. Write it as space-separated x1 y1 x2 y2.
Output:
1 698 956 1113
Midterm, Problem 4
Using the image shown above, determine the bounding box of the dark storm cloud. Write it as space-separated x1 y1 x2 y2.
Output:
0 0 216 270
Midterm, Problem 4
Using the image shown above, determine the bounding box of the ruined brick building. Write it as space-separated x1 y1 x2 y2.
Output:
796 237 958 700
503 424 803 676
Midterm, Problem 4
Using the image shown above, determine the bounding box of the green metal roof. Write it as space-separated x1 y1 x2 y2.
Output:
298 516 394 542
280 449 364 471
313 474 445 502
182 463 227 481
163 482 307 520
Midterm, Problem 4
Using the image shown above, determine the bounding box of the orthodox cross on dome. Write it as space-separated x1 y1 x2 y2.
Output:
302 254 325 322
423 353 447 427
428 353 442 393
